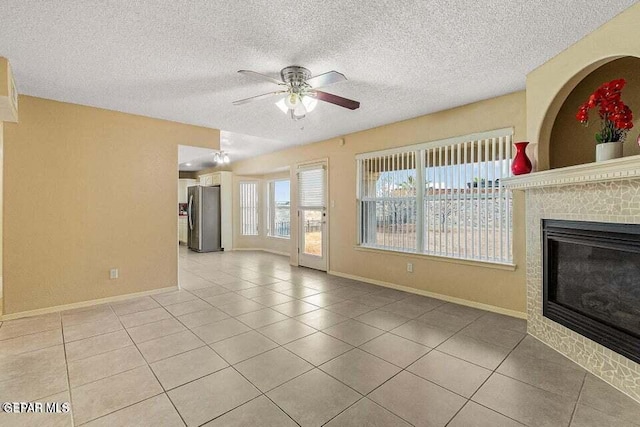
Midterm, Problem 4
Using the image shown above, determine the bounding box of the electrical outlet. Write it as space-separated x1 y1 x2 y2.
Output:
109 268 119 279
407 262 413 273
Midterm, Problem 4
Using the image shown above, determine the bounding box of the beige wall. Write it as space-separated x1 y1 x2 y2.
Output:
550 56 640 168
0 59 7 98
3 96 219 315
527 3 640 171
0 121 3 315
231 91 527 314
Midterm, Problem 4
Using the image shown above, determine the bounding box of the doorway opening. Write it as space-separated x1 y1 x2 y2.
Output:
297 161 328 271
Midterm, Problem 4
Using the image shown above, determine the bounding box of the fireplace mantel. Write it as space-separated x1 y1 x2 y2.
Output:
502 155 640 190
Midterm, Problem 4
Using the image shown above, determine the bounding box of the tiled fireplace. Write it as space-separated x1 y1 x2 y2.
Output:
542 219 640 365
504 157 640 403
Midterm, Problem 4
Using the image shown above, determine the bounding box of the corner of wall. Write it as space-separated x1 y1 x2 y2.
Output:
0 121 3 317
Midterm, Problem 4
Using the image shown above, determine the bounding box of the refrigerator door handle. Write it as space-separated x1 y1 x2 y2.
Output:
188 194 194 231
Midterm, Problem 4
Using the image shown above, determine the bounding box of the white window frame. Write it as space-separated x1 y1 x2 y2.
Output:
239 181 259 236
356 128 514 265
267 179 291 239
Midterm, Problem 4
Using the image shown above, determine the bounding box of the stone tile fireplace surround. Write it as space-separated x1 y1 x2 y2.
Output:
504 156 640 403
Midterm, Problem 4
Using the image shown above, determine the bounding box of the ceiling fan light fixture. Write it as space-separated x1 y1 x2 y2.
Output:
284 92 301 109
293 102 307 117
235 65 359 120
223 153 230 164
275 98 288 114
301 96 318 113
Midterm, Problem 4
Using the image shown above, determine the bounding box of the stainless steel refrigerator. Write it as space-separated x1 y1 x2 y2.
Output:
187 185 222 252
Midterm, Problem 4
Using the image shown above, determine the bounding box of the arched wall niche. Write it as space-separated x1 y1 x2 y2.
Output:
526 3 640 171
532 56 622 171
525 3 640 171
548 56 640 169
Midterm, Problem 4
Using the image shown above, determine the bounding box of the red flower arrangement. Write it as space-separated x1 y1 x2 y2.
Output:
576 78 634 144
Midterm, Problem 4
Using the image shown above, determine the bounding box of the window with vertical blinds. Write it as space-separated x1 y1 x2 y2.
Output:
239 182 259 236
298 166 325 209
356 128 514 264
359 151 418 252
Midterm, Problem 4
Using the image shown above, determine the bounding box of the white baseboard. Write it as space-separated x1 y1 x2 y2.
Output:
232 248 290 257
0 286 179 321
328 270 527 320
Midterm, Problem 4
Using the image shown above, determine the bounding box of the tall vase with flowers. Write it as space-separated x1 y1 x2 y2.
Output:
576 79 634 162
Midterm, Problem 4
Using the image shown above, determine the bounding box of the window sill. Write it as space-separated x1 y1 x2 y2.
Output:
353 246 517 271
267 235 290 241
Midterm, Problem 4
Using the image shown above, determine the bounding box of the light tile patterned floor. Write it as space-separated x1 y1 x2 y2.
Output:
0 248 639 426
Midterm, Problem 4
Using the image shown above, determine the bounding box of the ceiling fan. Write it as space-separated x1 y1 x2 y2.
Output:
233 66 360 120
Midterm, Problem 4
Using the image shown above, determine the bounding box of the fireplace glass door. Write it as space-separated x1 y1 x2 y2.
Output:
543 219 640 364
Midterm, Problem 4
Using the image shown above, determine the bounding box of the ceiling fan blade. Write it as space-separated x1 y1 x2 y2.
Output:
312 90 360 110
305 71 347 89
232 90 286 105
237 70 285 85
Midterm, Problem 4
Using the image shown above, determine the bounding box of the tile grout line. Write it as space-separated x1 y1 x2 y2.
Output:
179 320 306 427
228 364 303 427
62 323 126 345
319 395 417 427
567 372 588 427
346 316 528 425
174 296 392 426
74 392 168 427
71 319 195 364
60 313 76 427
0 340 64 361
109 303 191 427
0 324 63 343
7 252 542 427
460 333 532 425
129 274 484 420
469 339 587 402
54 301 205 424
235 310 429 425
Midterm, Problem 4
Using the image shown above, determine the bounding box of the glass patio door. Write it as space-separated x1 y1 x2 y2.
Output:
297 163 327 271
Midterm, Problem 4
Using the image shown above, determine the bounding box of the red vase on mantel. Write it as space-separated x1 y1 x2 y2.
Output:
511 141 532 175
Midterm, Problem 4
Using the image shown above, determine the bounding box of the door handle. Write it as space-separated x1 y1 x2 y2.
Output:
188 195 194 230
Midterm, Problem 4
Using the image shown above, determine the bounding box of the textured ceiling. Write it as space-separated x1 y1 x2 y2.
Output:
0 1 637 162
178 145 217 171
177 130 284 171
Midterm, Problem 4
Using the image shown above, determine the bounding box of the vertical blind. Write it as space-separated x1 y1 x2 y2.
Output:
298 165 326 209
356 129 514 264
239 181 259 236
359 151 418 252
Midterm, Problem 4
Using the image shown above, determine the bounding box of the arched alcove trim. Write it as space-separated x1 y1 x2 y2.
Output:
534 55 640 170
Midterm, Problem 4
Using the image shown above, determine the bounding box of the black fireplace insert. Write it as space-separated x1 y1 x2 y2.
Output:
543 219 640 364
